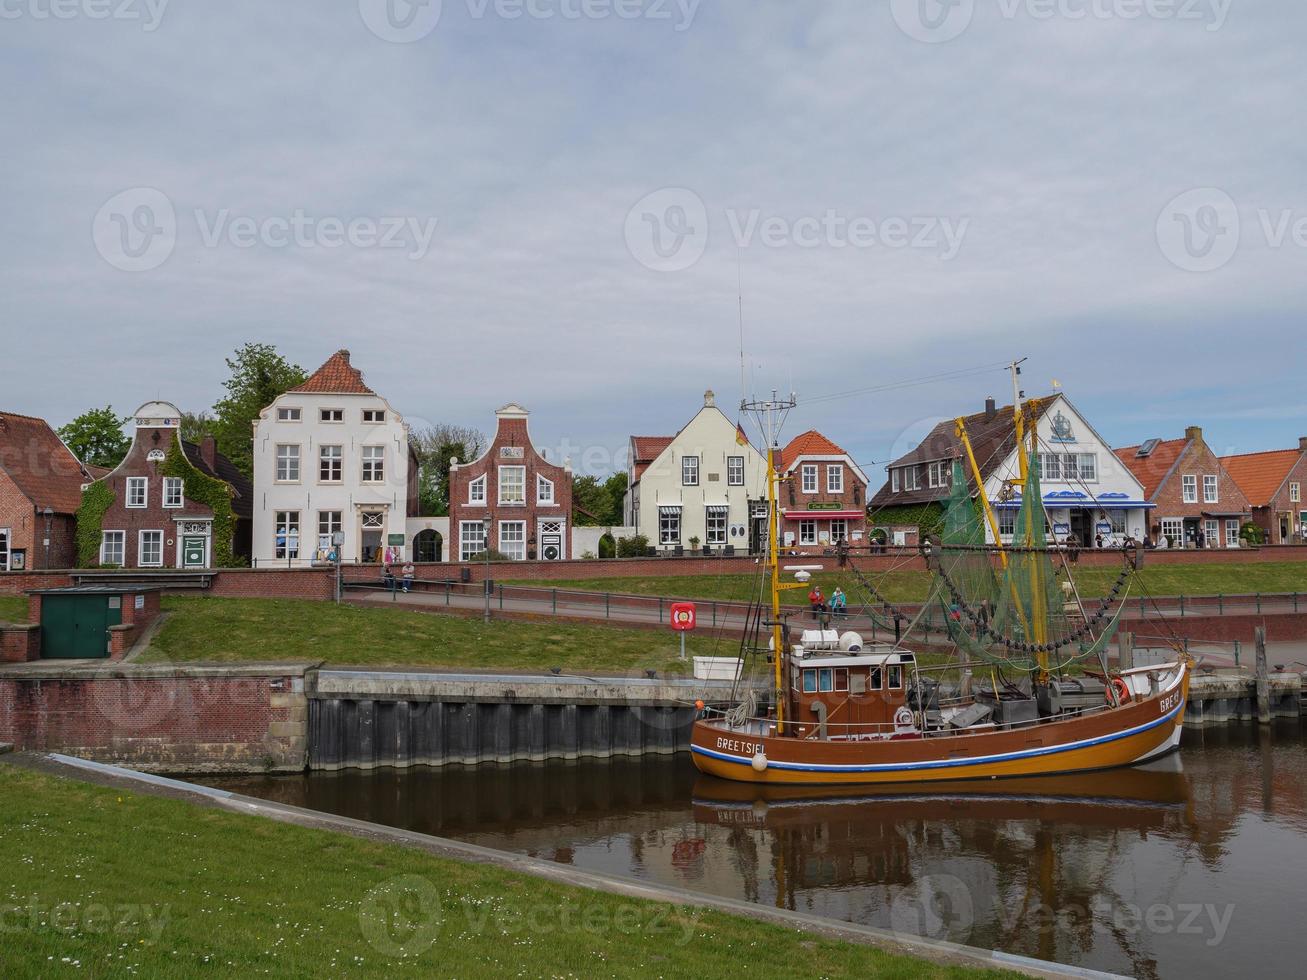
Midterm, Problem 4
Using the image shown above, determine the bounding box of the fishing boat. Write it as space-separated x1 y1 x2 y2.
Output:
690 374 1190 786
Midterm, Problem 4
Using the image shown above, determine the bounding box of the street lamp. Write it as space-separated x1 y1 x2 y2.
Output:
483 510 493 624
42 506 53 569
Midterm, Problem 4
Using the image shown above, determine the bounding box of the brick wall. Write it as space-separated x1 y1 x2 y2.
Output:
0 665 310 772
1147 433 1251 543
0 470 79 570
205 567 336 600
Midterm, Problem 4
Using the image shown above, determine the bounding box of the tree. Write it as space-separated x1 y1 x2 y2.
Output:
180 410 215 445
58 406 130 469
409 423 487 516
574 472 629 526
211 344 307 479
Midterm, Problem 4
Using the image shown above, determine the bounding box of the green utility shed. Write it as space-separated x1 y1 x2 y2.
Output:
28 586 162 661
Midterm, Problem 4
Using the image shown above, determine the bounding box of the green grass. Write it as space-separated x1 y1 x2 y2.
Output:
137 596 735 673
0 595 28 624
0 764 1018 979
512 561 1307 605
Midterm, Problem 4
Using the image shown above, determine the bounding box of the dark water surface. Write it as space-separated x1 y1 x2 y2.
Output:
204 724 1307 979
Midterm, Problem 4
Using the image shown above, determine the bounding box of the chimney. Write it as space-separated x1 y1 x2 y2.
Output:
337 349 351 362
1185 426 1203 444
984 397 997 422
200 434 217 471
1300 436 1307 452
704 389 716 408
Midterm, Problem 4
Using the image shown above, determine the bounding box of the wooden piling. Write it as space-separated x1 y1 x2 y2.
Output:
1117 631 1134 672
1255 627 1271 725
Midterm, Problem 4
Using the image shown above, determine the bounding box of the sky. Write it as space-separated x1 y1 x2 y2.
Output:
3 0 1305 479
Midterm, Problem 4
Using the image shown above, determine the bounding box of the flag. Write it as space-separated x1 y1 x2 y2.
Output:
735 422 749 446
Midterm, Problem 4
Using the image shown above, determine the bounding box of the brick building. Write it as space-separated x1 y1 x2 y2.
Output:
448 404 573 562
0 411 98 570
1221 437 1307 544
776 430 868 550
89 401 252 568
1115 426 1252 549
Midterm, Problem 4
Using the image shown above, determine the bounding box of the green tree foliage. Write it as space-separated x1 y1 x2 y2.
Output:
573 472 628 526
409 424 487 516
211 344 306 479
58 406 130 469
74 481 115 566
180 410 215 445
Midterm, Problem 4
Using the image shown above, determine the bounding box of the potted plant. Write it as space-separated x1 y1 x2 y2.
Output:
688 535 701 553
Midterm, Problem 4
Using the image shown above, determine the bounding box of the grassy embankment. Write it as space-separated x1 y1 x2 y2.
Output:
510 561 1307 605
0 765 1019 979
0 595 28 623
137 596 731 672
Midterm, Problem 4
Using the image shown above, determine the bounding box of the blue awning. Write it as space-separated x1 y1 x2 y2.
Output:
992 499 1155 510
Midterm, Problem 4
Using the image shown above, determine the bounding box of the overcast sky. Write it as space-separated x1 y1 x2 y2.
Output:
3 0 1305 477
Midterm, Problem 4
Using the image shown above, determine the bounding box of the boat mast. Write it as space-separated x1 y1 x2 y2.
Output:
1009 358 1051 683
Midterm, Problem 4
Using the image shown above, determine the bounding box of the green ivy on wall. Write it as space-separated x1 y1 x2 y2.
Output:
870 502 948 539
75 480 115 567
160 444 239 567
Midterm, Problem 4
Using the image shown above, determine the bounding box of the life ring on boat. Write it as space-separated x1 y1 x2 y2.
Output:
893 706 915 730
1106 677 1131 705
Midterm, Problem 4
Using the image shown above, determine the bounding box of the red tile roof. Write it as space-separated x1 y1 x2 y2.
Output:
630 436 672 484
780 430 847 473
289 349 374 395
0 411 93 515
1113 439 1187 499
1219 449 1303 505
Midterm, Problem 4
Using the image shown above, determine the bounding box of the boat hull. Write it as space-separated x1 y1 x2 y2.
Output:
691 662 1188 786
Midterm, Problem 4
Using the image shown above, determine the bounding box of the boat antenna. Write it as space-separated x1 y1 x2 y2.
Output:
737 247 746 404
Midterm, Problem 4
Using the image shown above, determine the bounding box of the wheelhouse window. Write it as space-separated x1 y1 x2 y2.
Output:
100 530 124 566
362 409 386 423
162 476 184 508
498 466 526 505
468 475 486 504
138 530 163 567
659 506 681 546
1203 475 1219 503
274 512 300 559
827 465 844 494
277 407 301 422
319 445 342 483
706 506 727 545
320 408 344 423
459 521 485 561
888 664 903 689
727 456 745 486
537 474 555 505
682 456 699 486
800 668 850 694
498 521 526 560
126 477 147 508
318 511 342 552
799 519 817 545
1182 475 1197 503
801 465 817 493
275 445 300 482
362 445 384 483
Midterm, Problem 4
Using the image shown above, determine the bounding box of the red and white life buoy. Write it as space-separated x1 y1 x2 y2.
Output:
1106 677 1131 705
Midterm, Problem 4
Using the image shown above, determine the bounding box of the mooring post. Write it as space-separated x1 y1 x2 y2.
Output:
1117 631 1134 672
1255 627 1271 725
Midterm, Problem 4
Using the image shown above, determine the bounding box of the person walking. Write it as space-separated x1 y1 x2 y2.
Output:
401 561 415 593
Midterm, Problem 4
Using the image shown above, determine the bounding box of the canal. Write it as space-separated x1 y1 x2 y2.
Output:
205 724 1307 979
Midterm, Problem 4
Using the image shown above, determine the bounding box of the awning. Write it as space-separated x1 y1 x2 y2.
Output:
783 509 864 519
658 505 682 514
994 500 1155 510
705 504 729 515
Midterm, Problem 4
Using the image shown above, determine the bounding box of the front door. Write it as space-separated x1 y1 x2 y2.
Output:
360 511 384 562
182 536 207 568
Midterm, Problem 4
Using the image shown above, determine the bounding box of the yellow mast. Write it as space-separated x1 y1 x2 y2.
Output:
1010 361 1050 682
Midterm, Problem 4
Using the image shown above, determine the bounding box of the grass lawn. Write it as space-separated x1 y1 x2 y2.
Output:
137 596 737 673
511 561 1307 605
0 764 1018 979
0 594 28 623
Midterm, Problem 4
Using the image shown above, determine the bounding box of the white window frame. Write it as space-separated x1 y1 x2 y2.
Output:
498 520 526 561
1160 517 1184 548
319 408 344 423
799 519 817 545
361 445 385 484
1225 519 1241 548
1291 482 1301 503
318 511 342 552
891 469 901 493
100 530 125 566
682 456 700 487
706 508 727 545
659 508 681 546
537 474 555 505
1182 475 1197 504
827 464 844 494
901 467 920 491
162 476 184 508
459 521 486 561
0 527 8 571
274 511 301 560
468 475 486 504
319 445 343 483
1108 511 1127 535
727 456 745 487
1078 454 1097 482
362 409 386 423
1203 518 1219 547
829 518 848 543
1039 454 1062 481
1203 475 1219 504
801 465 817 494
998 510 1016 537
498 465 526 506
275 445 300 483
138 530 163 568
277 407 301 422
126 477 147 509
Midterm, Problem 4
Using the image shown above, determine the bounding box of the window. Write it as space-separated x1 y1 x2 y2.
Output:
274 512 300 559
126 477 147 508
1225 519 1240 548
869 667 883 691
802 669 817 694
162 476 184 508
1291 482 1301 503
999 510 1016 537
138 530 163 567
706 507 727 545
1204 518 1219 547
659 507 681 546
801 465 817 493
362 409 386 423
537 474 555 504
498 466 526 505
901 467 920 491
1109 511 1127 535
459 521 486 560
830 519 848 543
727 456 745 486
319 445 342 483
827 465 844 494
320 408 343 423
318 511 342 551
888 664 903 689
682 456 699 486
1160 517 1184 547
927 461 949 489
1182 475 1197 503
1038 453 1062 481
891 469 900 492
275 445 300 482
1078 454 1097 482
799 519 817 545
498 521 526 560
277 407 301 422
1203 475 1218 504
100 530 124 566
362 445 384 483
0 528 8 571
468 475 486 504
